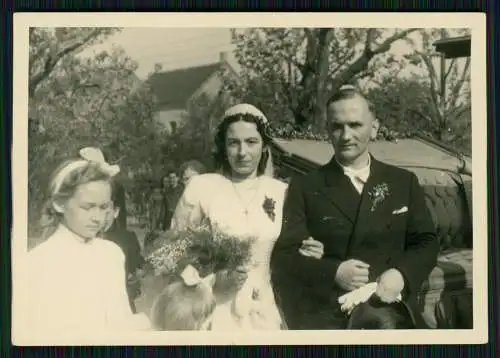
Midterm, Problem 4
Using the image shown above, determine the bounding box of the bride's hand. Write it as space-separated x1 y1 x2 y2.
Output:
299 237 324 259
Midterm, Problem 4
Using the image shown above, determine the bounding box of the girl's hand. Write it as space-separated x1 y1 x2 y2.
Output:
299 237 324 259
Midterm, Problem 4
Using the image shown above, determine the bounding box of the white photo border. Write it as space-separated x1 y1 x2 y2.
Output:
11 12 488 346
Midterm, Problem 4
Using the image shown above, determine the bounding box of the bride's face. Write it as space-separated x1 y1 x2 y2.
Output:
225 120 264 178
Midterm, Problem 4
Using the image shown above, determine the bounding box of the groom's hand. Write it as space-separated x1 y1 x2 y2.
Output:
334 259 370 291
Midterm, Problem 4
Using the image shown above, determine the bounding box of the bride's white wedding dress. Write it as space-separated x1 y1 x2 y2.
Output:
171 173 288 330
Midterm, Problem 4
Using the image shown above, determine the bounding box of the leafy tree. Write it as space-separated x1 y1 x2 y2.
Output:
222 28 418 131
28 27 163 237
402 28 471 142
366 77 434 138
155 91 229 175
366 29 471 153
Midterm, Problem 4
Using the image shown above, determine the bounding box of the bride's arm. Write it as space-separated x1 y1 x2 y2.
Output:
170 176 205 232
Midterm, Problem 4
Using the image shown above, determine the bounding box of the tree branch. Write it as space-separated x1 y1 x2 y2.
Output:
327 29 419 96
372 28 419 55
328 49 356 77
408 108 434 123
417 51 441 122
448 57 471 109
29 29 103 98
444 58 457 82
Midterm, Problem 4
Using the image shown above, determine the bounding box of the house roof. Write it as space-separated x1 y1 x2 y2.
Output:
272 136 472 178
433 35 471 59
148 62 222 110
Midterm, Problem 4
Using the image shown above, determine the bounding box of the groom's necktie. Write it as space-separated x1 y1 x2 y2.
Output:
340 164 371 194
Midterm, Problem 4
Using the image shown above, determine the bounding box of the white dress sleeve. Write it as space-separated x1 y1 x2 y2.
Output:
170 175 206 232
102 242 150 331
19 244 73 337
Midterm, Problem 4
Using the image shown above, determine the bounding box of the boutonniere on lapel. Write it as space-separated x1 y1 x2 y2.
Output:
262 196 276 222
368 183 390 212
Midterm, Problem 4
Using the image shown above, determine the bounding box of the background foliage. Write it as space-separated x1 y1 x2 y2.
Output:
221 27 471 151
28 27 472 236
28 28 164 236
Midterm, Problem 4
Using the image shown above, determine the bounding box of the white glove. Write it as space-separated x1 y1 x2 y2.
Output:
337 282 402 315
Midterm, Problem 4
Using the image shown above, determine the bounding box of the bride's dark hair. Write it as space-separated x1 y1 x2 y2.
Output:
213 112 273 176
347 296 417 330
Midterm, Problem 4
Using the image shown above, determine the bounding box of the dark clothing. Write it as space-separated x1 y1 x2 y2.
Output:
270 156 439 330
114 183 128 230
149 190 165 232
102 223 145 313
160 185 184 230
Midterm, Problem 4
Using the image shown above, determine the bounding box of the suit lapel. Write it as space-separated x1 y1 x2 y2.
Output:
347 156 395 254
318 158 361 224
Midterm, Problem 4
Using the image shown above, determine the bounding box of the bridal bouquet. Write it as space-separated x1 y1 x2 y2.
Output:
138 225 255 280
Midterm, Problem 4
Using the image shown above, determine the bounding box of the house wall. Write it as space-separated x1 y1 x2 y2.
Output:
154 108 187 134
155 62 239 134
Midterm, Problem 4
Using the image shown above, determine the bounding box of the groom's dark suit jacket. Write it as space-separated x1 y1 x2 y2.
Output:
270 156 439 330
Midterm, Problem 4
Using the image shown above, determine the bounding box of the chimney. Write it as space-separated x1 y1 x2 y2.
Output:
219 51 228 63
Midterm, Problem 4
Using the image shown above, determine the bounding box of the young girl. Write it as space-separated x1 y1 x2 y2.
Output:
21 147 150 337
149 265 216 330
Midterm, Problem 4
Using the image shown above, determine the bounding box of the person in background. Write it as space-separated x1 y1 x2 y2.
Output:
180 160 206 186
112 180 128 230
160 171 184 230
101 178 145 313
148 182 165 232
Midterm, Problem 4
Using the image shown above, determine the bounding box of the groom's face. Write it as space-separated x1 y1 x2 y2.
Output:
327 95 379 165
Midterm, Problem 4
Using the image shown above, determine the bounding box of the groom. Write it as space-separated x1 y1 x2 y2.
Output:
270 87 439 330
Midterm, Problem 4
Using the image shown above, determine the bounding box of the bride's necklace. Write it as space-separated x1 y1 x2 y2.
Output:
230 176 261 217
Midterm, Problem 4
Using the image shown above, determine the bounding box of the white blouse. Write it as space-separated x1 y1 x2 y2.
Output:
21 225 149 337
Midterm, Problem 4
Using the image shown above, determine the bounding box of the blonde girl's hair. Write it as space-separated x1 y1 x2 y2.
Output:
38 158 115 242
150 275 216 331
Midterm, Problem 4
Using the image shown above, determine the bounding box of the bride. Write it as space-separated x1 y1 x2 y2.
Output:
170 104 323 330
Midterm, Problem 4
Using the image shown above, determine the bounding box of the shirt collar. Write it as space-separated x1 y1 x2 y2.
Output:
336 155 371 182
53 224 96 245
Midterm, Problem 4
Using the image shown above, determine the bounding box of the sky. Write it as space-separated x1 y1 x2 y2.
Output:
82 27 467 86
83 28 238 78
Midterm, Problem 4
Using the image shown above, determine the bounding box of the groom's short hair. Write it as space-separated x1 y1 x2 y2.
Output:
326 85 376 116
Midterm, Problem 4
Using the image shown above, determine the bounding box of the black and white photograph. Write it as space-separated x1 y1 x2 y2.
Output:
11 13 487 346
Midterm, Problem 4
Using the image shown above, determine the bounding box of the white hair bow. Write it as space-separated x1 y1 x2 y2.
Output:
180 264 216 288
51 147 120 196
79 147 120 177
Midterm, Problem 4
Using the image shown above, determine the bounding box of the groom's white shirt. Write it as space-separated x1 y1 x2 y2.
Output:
335 156 371 194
